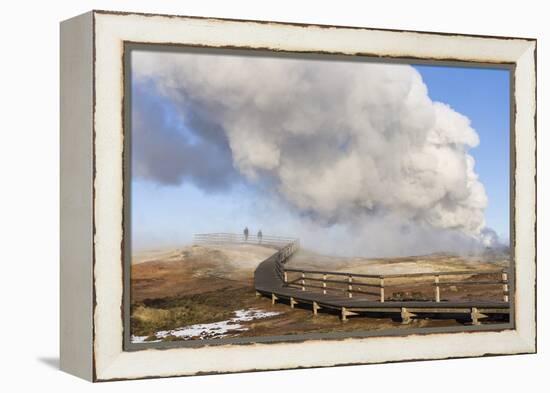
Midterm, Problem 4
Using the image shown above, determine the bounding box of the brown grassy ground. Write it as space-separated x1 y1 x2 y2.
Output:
130 244 510 342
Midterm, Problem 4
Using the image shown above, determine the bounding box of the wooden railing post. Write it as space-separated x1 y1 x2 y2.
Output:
348 275 353 298
435 275 440 302
313 301 320 316
502 271 509 302
301 272 306 291
380 278 385 303
323 274 327 295
290 297 297 308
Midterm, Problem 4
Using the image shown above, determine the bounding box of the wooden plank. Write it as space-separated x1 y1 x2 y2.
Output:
284 268 382 278
378 269 506 278
437 280 507 286
285 283 380 297
284 267 506 278
478 308 511 314
286 276 381 288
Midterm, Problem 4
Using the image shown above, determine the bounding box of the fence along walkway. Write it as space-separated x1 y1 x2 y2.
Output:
194 233 298 249
195 234 510 325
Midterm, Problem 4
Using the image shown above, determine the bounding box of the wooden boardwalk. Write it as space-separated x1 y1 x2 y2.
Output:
196 233 510 324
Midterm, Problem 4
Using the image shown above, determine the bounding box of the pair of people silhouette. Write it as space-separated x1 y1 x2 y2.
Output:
243 227 263 243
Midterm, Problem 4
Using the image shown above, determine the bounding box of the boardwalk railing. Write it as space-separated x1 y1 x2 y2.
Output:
194 233 300 282
262 240 300 282
194 232 299 249
283 267 510 303
197 233 509 323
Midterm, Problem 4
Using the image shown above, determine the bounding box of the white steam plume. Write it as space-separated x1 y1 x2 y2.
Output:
132 50 494 248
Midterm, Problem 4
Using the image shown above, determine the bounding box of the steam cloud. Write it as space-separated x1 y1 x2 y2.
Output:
131 81 240 191
132 50 498 253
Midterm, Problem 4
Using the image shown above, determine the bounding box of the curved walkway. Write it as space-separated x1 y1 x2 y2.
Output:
251 238 510 324
194 233 510 324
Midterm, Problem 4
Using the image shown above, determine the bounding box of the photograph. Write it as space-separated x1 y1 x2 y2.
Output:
0 0 543 387
126 47 513 346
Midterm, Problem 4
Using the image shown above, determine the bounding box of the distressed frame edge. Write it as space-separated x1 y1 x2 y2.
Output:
90 11 537 381
92 8 538 42
59 11 95 381
512 40 537 353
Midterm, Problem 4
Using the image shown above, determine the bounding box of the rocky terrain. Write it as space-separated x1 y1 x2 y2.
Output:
131 244 510 343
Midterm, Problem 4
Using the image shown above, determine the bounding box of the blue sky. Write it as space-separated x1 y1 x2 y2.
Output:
131 58 510 252
413 65 510 241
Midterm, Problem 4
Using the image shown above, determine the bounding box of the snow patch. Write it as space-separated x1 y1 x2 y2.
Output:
131 308 280 344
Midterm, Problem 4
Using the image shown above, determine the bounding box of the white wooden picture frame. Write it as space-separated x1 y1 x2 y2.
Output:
60 10 536 381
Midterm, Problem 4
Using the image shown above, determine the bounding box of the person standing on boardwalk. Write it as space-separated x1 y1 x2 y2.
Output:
257 229 263 244
243 227 249 242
